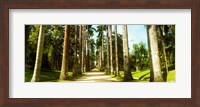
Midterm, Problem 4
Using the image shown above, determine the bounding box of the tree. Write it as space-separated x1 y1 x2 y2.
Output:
79 25 83 74
122 25 133 81
60 25 69 80
73 25 79 76
147 25 164 82
108 25 114 74
131 42 148 71
106 25 110 74
81 25 87 73
114 25 119 76
31 25 45 82
86 25 96 71
158 25 168 81
96 25 106 69
101 25 104 68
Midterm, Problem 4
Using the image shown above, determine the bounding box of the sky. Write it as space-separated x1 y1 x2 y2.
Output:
92 25 148 53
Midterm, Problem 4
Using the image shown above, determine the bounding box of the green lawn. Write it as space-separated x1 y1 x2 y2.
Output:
26 69 175 82
113 69 175 82
25 69 74 82
167 70 175 82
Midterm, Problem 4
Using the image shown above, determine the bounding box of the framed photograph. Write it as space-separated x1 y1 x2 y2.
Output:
0 0 199 107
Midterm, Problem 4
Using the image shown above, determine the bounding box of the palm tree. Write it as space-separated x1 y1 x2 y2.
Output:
60 25 69 80
31 25 45 82
147 25 164 82
101 25 104 68
108 25 113 74
114 25 119 76
73 25 79 77
158 25 168 81
122 25 133 81
79 25 83 74
87 25 96 71
106 25 110 74
82 25 86 73
96 25 106 69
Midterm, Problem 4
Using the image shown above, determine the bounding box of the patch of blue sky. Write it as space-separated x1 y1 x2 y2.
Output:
92 25 148 53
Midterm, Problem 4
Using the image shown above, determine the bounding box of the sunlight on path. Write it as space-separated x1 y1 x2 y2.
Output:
74 68 119 82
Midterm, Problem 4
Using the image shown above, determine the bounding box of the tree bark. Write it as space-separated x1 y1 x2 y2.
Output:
109 25 113 74
99 46 102 68
148 25 164 82
146 26 154 82
82 25 87 73
122 25 133 81
79 25 83 74
81 25 85 73
106 26 110 74
89 43 92 70
114 25 119 76
31 25 45 82
60 25 69 80
158 26 168 81
73 25 78 76
101 25 104 68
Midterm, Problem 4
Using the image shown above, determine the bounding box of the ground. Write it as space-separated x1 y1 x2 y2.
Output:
25 68 175 82
74 68 119 82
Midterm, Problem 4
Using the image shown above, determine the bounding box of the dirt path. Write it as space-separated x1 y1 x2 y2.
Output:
74 68 119 82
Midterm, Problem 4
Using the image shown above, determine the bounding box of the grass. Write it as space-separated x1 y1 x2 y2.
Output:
26 69 175 82
167 70 175 82
112 69 175 82
25 69 74 82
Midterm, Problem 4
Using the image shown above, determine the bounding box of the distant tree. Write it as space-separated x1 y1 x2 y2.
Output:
131 42 148 71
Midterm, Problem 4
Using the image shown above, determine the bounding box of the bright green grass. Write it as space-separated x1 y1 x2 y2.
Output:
114 69 175 82
25 69 74 82
167 70 175 82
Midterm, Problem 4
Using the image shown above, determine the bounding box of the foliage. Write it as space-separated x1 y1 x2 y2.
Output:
130 42 149 71
25 24 175 82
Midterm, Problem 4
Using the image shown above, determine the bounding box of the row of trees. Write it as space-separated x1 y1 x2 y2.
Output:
25 24 175 82
95 25 175 81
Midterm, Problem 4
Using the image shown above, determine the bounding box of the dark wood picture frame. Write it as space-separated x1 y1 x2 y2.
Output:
0 0 200 107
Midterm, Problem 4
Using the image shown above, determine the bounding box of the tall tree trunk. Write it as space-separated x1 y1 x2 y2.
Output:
86 26 91 72
101 25 104 68
87 38 90 72
106 26 110 74
122 25 133 81
146 26 154 82
114 25 119 77
31 25 45 82
108 25 113 74
99 46 102 68
158 26 168 81
148 25 164 82
81 25 84 73
82 25 87 73
73 25 78 77
60 25 69 80
89 43 92 70
79 25 83 74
